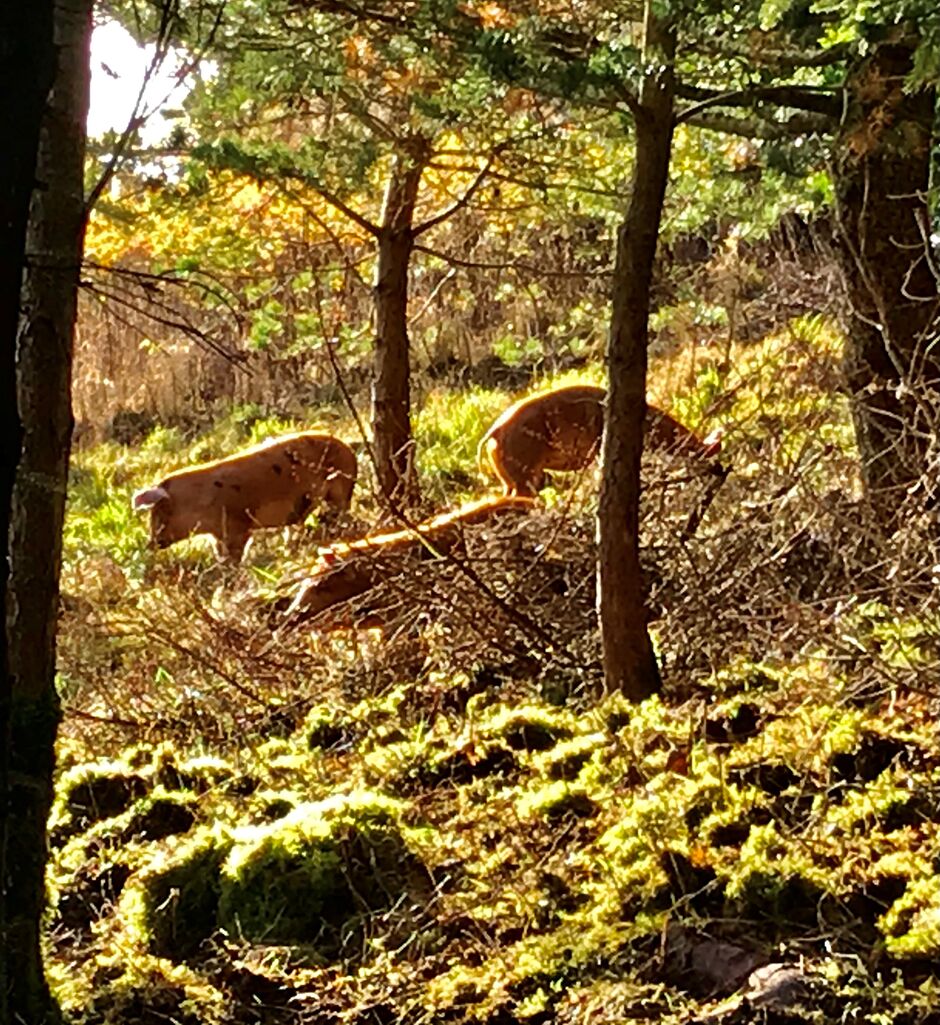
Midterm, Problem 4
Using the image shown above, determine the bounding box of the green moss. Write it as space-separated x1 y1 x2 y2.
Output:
120 793 198 842
302 704 355 751
516 780 597 821
732 869 825 927
52 760 150 839
533 732 606 781
881 877 940 957
120 828 229 960
217 792 433 950
475 702 576 749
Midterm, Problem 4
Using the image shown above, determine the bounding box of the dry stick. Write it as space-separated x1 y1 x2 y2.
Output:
408 266 457 330
286 485 569 662
828 157 940 439
63 707 143 730
276 181 374 292
304 553 531 669
85 0 225 215
82 279 245 366
425 523 573 661
513 439 599 586
680 464 730 540
84 260 248 327
321 319 388 510
413 241 611 279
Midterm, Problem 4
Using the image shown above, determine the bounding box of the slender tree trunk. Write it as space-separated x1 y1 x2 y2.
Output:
832 27 940 518
2 1 91 1021
0 5 56 1025
597 10 675 700
371 138 428 508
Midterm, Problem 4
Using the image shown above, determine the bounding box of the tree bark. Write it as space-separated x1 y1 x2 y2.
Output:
371 138 428 508
2 1 91 1021
0 4 56 1025
832 28 940 518
597 9 675 700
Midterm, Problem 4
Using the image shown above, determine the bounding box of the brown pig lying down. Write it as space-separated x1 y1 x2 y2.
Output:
477 384 725 497
282 494 536 627
132 431 357 560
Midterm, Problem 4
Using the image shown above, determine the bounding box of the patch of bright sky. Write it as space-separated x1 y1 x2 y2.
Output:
87 18 216 145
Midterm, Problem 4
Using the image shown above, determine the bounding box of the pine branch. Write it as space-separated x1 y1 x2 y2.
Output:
675 83 841 123
683 109 834 139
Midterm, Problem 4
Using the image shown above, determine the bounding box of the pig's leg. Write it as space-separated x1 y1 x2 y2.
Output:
216 512 251 562
498 433 544 497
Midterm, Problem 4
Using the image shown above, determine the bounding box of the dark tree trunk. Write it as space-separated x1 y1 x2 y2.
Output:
2 1 91 1021
0 4 56 1024
371 138 428 508
597 10 675 700
833 28 940 518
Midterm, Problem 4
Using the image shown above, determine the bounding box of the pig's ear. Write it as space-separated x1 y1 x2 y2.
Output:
132 485 170 510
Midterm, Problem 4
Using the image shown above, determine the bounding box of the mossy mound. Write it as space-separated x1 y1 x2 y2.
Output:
120 793 197 842
376 699 578 794
121 829 229 960
218 792 433 952
120 792 433 962
52 761 149 841
69 959 222 1025
303 704 360 752
51 746 236 846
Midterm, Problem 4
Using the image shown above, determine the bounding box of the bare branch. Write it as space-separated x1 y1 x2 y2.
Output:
408 266 457 326
82 259 246 323
223 152 383 236
413 152 500 237
86 1 225 214
310 182 382 237
414 241 611 278
613 79 642 120
687 34 850 71
79 273 247 368
293 0 411 29
333 86 400 143
276 182 374 291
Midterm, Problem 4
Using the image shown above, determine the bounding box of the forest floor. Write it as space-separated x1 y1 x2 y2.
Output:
50 317 940 1024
